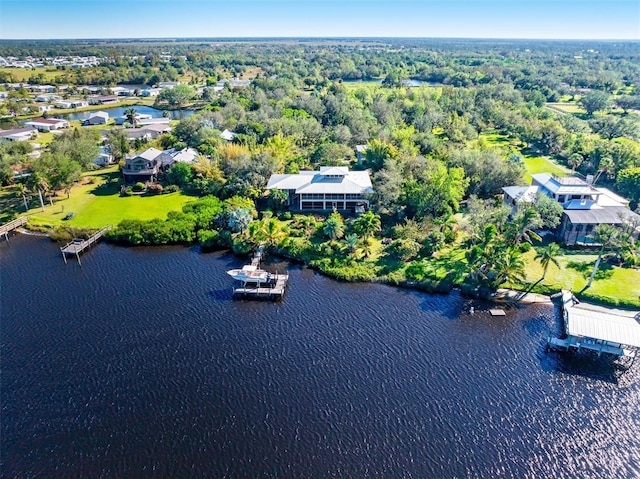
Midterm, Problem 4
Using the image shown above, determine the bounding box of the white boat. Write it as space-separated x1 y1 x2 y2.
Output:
227 265 272 284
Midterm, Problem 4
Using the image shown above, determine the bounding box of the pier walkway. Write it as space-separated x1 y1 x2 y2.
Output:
0 217 28 241
61 226 111 265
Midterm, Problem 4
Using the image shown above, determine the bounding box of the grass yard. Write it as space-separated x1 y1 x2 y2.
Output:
546 102 585 115
522 248 640 307
7 167 194 229
474 131 570 180
0 67 75 83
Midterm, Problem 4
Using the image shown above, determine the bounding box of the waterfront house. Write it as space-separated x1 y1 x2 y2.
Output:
35 94 60 102
141 88 162 97
88 95 119 105
109 86 133 96
0 127 38 142
82 111 110 126
267 166 373 213
122 147 173 184
24 118 70 132
503 173 640 245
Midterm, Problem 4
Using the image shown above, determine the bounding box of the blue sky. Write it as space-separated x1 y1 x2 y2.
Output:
0 0 638 40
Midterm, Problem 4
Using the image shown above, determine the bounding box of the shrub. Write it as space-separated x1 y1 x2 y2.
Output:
147 183 164 195
164 185 179 193
197 229 219 248
120 186 133 196
280 211 292 221
132 182 146 192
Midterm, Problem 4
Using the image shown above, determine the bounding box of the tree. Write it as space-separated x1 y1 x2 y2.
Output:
534 242 561 280
106 129 130 163
579 90 610 115
323 212 345 241
616 167 640 208
506 208 542 245
124 107 138 127
352 211 381 240
16 182 29 212
534 193 564 230
155 84 196 109
166 162 194 187
582 224 618 291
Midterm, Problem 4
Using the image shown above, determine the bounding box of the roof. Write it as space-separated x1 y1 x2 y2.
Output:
563 206 639 225
170 147 198 163
221 129 237 141
140 123 171 132
267 168 373 195
502 185 540 203
25 118 67 125
89 111 109 118
596 187 629 206
136 148 164 161
0 127 36 138
532 173 598 196
563 291 640 348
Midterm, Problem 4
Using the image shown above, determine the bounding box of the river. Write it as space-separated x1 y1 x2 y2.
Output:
1 235 639 478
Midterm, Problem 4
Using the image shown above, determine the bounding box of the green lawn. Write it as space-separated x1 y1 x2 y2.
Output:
545 102 585 115
474 131 570 181
522 249 640 307
11 167 194 229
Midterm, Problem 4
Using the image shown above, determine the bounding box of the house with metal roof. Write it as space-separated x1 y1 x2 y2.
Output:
503 173 640 245
267 166 373 213
547 291 640 358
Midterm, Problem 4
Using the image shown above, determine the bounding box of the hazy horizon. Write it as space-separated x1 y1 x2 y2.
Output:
1 0 638 41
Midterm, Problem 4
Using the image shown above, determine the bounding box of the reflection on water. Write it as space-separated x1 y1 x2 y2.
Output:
1 235 638 478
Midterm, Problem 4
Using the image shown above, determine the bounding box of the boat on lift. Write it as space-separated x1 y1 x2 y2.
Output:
226 265 272 284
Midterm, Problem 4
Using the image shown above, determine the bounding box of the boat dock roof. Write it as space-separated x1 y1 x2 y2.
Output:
562 290 640 349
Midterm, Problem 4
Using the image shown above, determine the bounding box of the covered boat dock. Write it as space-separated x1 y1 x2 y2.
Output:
547 290 640 358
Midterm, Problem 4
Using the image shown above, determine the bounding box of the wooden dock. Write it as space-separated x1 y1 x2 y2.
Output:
0 217 28 241
61 226 111 265
232 273 289 300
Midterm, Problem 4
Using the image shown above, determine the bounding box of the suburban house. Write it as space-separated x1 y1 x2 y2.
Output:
121 129 153 141
24 118 70 132
141 88 162 97
122 148 174 184
267 166 373 213
0 127 38 142
220 129 237 141
138 123 172 138
503 173 640 245
166 147 198 163
82 111 110 126
158 81 180 89
88 95 119 105
55 99 88 109
35 94 60 102
109 86 133 96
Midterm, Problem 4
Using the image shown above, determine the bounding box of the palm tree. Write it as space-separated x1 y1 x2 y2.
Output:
496 247 526 290
124 107 138 127
341 233 360 255
323 213 345 242
534 242 561 281
582 224 618 291
507 208 542 245
16 183 29 212
353 211 381 240
360 238 375 259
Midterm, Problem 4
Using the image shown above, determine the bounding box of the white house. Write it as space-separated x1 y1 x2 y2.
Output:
503 173 640 245
141 88 162 97
82 111 110 126
167 147 198 163
24 118 70 132
0 127 38 142
158 81 180 89
267 166 373 213
220 129 237 141
55 99 88 109
35 94 60 102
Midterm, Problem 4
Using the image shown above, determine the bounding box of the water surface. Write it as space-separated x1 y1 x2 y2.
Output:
1 235 638 478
